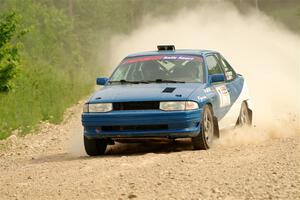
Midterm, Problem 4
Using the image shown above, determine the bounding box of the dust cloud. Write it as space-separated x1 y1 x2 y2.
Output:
108 2 300 146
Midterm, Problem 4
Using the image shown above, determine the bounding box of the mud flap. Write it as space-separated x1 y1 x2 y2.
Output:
248 108 253 125
213 116 220 138
107 138 115 145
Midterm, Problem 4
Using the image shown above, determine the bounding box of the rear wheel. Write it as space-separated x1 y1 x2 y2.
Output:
192 105 214 150
237 102 251 126
84 136 107 156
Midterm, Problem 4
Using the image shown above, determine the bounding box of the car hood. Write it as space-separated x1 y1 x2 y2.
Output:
89 83 204 103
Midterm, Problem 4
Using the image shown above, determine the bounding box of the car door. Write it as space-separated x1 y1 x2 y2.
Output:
205 54 231 122
216 54 244 129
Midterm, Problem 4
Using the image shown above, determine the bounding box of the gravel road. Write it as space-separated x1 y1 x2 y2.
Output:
0 103 299 200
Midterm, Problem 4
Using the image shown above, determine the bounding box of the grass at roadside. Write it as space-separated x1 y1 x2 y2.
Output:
0 66 93 139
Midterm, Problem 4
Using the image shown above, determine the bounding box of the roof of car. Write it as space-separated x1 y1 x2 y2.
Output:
126 49 219 58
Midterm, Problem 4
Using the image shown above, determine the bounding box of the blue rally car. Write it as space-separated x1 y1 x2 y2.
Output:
82 45 252 156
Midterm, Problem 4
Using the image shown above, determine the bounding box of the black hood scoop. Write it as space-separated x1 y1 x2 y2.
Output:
162 87 176 93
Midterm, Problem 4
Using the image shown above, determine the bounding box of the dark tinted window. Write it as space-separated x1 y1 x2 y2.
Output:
206 55 223 75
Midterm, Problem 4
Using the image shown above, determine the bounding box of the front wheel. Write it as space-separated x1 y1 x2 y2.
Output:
84 136 107 156
192 105 214 150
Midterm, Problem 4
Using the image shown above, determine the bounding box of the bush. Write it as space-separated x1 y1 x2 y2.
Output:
0 11 24 92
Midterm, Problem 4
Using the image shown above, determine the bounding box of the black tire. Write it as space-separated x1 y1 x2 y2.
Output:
192 105 215 150
84 136 107 156
237 101 252 127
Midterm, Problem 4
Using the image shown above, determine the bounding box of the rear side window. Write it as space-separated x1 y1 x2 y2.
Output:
219 56 236 81
206 55 224 75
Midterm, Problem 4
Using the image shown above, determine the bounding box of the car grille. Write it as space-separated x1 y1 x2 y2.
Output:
102 125 168 131
113 101 159 110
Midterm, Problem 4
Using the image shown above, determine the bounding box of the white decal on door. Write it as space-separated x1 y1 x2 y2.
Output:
215 85 231 107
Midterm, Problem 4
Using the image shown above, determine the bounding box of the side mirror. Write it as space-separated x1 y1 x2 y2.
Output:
208 74 225 84
96 77 109 85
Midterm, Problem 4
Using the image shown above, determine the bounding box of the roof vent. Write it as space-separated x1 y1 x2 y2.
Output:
162 87 176 93
157 45 175 51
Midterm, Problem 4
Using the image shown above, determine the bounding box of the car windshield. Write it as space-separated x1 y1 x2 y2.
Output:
109 55 204 84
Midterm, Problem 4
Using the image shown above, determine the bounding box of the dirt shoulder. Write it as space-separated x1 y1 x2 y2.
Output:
0 103 299 200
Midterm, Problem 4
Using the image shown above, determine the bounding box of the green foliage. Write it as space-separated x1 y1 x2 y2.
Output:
234 0 300 33
0 1 94 139
260 1 300 33
0 11 25 92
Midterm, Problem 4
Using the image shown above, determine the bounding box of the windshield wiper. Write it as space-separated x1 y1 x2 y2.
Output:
109 80 149 84
152 79 185 83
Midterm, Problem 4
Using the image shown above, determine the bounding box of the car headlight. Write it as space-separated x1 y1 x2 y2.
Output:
160 101 198 111
83 103 112 113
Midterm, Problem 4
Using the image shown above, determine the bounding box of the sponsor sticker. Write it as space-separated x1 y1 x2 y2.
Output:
215 85 231 107
123 55 203 64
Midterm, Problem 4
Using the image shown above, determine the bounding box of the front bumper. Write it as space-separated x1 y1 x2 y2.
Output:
82 109 202 139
